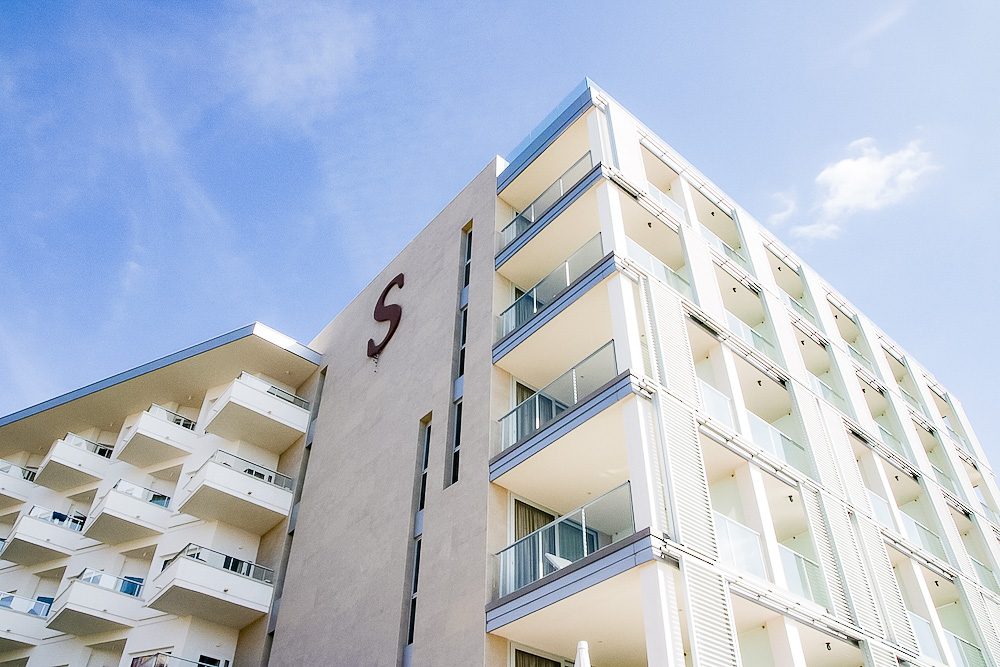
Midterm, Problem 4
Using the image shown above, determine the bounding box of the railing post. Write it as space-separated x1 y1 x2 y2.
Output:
581 507 588 557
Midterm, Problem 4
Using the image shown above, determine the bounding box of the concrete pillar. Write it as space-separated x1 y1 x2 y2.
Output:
639 563 686 667
765 615 809 667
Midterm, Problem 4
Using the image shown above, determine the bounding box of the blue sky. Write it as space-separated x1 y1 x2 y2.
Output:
1 2 997 457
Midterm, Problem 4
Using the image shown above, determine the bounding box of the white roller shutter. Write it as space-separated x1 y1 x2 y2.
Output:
791 384 845 498
823 495 885 635
802 487 852 622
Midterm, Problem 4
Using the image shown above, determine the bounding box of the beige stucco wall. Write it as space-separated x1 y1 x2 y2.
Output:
268 160 501 666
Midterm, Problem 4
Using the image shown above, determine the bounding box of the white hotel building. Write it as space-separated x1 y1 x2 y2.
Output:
1 80 998 667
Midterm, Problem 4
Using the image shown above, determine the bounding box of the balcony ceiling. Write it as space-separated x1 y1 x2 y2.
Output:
0 323 318 457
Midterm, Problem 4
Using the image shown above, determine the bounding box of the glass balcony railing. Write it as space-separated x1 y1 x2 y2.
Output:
971 558 1000 595
931 465 958 495
149 404 196 430
238 373 310 410
698 380 736 431
745 412 813 477
946 632 987 667
714 512 767 579
899 513 947 561
908 611 943 662
778 544 828 607
868 489 896 530
645 182 687 223
500 152 594 249
210 450 294 491
809 374 848 413
899 386 927 417
497 483 634 597
876 424 909 460
75 567 144 597
162 543 274 584
64 433 113 459
112 479 171 508
0 590 50 617
725 311 777 360
698 223 751 272
625 237 692 300
980 502 999 526
0 459 36 482
130 654 221 667
497 234 604 339
945 425 973 457
28 505 85 532
778 291 816 324
498 342 618 451
847 343 875 372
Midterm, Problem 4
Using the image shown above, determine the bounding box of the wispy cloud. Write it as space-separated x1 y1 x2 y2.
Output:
766 191 797 227
790 138 934 239
838 3 910 66
224 0 373 126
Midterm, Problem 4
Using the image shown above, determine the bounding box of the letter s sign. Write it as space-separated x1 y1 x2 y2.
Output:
367 273 404 358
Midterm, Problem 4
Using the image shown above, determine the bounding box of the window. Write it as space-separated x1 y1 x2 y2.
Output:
418 424 431 511
457 307 468 376
462 229 473 288
407 538 421 645
450 401 463 484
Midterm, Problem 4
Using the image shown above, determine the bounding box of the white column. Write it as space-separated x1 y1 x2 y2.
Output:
624 397 666 537
737 463 786 589
604 101 647 186
640 563 685 667
595 180 628 256
766 616 809 667
586 107 610 167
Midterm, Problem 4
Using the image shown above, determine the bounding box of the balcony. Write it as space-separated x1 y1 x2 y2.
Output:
970 557 1000 595
778 544 828 607
0 506 93 565
932 464 959 495
497 342 618 453
0 459 35 509
746 412 814 478
778 291 816 324
84 480 172 544
868 489 896 530
644 181 687 223
117 405 200 468
499 152 593 251
714 512 767 579
203 373 309 453
945 425 973 458
34 433 113 491
0 591 57 651
497 234 605 340
130 655 229 667
725 311 777 361
899 513 948 561
178 451 294 534
146 543 274 629
947 631 987 667
899 386 928 418
698 380 736 431
809 374 849 414
46 569 142 635
625 237 692 300
847 343 875 373
908 611 943 662
698 223 751 272
496 483 634 597
877 424 910 460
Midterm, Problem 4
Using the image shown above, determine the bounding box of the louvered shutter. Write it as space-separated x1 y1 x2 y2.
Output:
862 641 900 667
647 281 697 404
683 557 739 667
823 495 885 634
791 384 845 497
802 487 852 621
819 401 871 513
957 579 1000 666
659 394 716 559
855 515 919 652
646 396 671 537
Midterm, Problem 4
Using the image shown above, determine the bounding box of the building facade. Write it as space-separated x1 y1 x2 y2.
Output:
1 80 999 667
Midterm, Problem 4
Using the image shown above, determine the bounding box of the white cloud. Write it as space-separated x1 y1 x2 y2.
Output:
791 138 934 239
766 191 797 227
225 0 372 125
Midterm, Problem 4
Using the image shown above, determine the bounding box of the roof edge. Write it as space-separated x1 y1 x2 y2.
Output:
0 323 320 429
